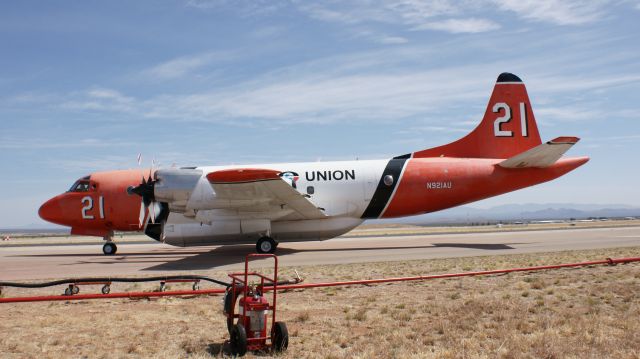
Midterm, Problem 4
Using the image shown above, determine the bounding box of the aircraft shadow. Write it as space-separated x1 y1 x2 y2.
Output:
144 242 517 271
11 242 518 272
431 243 515 250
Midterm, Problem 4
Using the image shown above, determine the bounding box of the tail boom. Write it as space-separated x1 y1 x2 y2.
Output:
379 156 589 218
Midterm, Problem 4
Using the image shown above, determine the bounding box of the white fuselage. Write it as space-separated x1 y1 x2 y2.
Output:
161 160 390 246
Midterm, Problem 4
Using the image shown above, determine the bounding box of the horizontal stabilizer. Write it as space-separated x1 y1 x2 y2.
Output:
498 137 579 169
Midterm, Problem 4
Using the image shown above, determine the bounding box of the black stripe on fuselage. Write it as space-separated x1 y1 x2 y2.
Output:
393 153 411 159
361 158 408 219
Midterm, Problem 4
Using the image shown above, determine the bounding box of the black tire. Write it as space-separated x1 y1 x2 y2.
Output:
256 237 277 254
72 285 80 294
101 285 110 294
230 323 248 357
272 321 289 352
64 287 73 296
223 288 238 334
103 242 117 255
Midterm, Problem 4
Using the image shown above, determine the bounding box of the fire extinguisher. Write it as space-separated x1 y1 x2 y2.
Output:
238 290 270 343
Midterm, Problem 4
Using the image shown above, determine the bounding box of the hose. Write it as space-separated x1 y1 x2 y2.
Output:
0 275 230 288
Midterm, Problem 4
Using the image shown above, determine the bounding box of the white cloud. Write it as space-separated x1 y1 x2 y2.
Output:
493 0 610 25
408 125 470 133
300 4 366 24
138 67 490 124
142 51 234 80
414 18 500 33
185 0 226 9
297 1 497 35
529 73 640 93
296 0 612 36
60 88 135 112
536 106 603 122
378 35 410 44
186 0 286 16
0 137 135 150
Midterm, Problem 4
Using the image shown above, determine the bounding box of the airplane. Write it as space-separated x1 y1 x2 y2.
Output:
39 73 588 255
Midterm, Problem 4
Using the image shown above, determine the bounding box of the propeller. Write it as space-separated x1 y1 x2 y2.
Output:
130 173 156 225
128 154 156 225
128 155 168 239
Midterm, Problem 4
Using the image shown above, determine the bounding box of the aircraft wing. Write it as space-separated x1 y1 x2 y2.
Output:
205 168 327 219
498 137 579 169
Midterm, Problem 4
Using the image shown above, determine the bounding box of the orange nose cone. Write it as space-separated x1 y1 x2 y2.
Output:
39 196 65 225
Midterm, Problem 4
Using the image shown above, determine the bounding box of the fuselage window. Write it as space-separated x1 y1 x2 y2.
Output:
72 181 90 192
307 186 315 195
68 176 92 192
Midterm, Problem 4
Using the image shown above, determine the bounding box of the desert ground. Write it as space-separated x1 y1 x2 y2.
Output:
1 231 639 358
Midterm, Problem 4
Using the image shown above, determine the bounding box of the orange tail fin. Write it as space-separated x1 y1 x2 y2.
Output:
408 73 542 159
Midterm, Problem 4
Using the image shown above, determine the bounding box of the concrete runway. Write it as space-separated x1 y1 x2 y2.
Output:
1 226 639 281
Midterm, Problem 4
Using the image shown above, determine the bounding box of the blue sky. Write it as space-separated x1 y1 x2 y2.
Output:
1 0 639 227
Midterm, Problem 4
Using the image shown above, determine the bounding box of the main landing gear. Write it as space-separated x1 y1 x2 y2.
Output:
256 236 278 254
103 241 117 255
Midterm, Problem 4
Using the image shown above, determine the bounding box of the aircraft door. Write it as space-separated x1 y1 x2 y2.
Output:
363 169 379 203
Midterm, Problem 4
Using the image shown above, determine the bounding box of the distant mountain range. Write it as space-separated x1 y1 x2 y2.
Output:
376 203 640 225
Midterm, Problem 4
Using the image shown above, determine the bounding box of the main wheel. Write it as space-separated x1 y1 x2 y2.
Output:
272 321 289 352
230 323 248 357
256 236 277 254
102 242 117 255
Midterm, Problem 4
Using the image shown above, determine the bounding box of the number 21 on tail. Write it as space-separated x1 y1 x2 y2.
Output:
493 102 528 137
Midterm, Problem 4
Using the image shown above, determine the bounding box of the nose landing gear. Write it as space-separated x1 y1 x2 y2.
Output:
102 242 117 255
101 232 117 255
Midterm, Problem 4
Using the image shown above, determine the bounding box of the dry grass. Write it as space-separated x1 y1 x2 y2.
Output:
1 246 640 358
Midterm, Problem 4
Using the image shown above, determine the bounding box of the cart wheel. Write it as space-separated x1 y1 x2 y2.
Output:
230 323 247 357
192 283 199 291
101 285 111 294
72 285 79 294
272 321 289 352
64 287 73 296
227 318 234 335
223 289 234 315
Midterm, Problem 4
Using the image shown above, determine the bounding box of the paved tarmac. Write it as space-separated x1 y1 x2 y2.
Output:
1 226 639 281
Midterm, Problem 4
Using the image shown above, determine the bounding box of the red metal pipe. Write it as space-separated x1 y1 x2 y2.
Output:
1 256 638 304
0 288 226 303
272 257 640 290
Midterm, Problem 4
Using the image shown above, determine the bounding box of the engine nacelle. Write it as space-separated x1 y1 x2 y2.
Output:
154 168 202 211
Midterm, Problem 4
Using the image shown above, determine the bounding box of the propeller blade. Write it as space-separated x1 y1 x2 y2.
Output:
148 158 156 183
137 153 145 184
138 201 145 228
150 202 156 224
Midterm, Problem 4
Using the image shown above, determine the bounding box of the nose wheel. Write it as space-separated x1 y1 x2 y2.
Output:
102 242 117 255
256 236 277 254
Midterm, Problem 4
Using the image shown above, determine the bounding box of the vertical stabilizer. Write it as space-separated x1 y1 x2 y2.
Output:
409 73 542 159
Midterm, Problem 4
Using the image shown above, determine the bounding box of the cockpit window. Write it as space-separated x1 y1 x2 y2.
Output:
68 176 92 192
